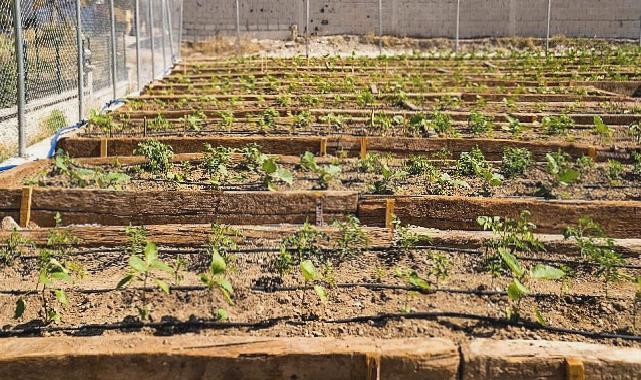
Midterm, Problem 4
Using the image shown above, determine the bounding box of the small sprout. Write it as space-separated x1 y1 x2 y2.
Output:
542 114 574 136
200 251 234 305
468 111 494 135
300 260 328 302
545 150 580 185
606 159 624 185
331 215 369 261
300 151 341 190
592 116 613 141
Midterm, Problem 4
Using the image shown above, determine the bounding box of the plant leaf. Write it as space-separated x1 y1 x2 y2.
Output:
507 278 529 302
150 259 173 273
534 307 547 326
129 255 148 273
313 285 328 302
300 260 319 282
408 271 431 290
499 247 525 278
530 264 565 280
54 289 69 305
143 241 158 262
210 252 227 275
117 274 133 289
215 308 229 321
156 279 170 294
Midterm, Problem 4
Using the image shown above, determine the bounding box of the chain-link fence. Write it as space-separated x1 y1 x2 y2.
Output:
0 0 182 161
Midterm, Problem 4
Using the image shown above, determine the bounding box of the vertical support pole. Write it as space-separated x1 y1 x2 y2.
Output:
160 0 167 70
178 0 184 60
165 0 174 63
75 0 84 121
378 0 382 54
109 0 118 100
545 0 551 55
305 0 309 59
149 1 156 79
455 0 460 52
235 0 241 53
13 0 27 157
135 0 141 92
639 15 641 47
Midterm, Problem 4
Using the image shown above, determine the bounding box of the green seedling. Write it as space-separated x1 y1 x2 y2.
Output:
300 260 328 302
117 241 174 321
501 147 533 178
468 111 494 135
1 229 33 267
300 151 341 190
592 116 613 141
331 215 369 261
203 144 234 186
545 150 580 185
542 114 574 136
606 159 624 185
200 251 234 305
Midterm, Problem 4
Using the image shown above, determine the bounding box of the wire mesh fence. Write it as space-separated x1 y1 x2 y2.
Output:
0 0 182 161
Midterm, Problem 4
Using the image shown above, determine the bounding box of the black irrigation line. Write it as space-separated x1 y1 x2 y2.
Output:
0 282 628 302
1 310 640 342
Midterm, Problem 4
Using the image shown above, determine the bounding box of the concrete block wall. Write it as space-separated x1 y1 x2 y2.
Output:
182 0 641 41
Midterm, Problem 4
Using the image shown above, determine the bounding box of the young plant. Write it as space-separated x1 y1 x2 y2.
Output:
240 144 293 190
300 259 328 302
331 215 369 261
394 267 430 313
300 151 341 190
501 147 533 178
606 159 624 185
563 217 628 297
256 107 279 132
275 223 327 275
405 155 440 180
592 116 613 141
468 111 494 135
202 144 234 186
134 140 174 175
370 162 406 195
1 229 33 266
545 150 580 185
542 114 574 136
456 147 503 187
117 241 174 320
200 251 234 305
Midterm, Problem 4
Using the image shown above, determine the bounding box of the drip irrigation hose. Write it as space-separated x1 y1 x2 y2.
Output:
0 282 627 302
1 310 640 342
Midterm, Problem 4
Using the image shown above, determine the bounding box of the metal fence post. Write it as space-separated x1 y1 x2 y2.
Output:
135 0 141 92
13 0 27 157
160 0 167 70
235 0 241 52
455 0 460 52
75 0 84 121
178 0 184 60
545 0 551 55
149 1 156 79
165 0 175 62
305 0 309 58
378 0 382 54
109 0 117 100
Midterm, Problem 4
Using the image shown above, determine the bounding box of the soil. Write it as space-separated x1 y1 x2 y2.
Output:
24 155 641 202
1 240 640 347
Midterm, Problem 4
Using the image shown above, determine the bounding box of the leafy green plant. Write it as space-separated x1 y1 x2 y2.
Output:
117 241 174 320
0 229 32 266
592 116 613 141
300 151 341 190
457 147 503 187
52 150 130 189
606 159 624 185
300 259 328 302
501 147 533 178
628 122 641 144
134 140 174 175
545 150 580 185
505 115 525 136
200 251 234 305
357 152 386 173
149 114 170 131
468 111 494 135
370 162 406 194
405 155 440 179
331 215 369 261
206 223 241 259
240 144 293 190
542 114 574 136
185 111 206 131
257 107 279 132
429 251 451 287
275 223 327 275
356 90 375 107
203 144 234 186
89 109 113 135
394 267 430 313
291 110 314 129
563 217 628 297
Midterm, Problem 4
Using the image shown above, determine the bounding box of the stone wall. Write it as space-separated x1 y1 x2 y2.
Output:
183 0 641 41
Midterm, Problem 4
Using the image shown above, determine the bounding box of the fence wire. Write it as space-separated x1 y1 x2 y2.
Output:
0 0 182 161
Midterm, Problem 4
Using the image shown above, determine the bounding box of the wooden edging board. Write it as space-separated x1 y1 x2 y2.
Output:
0 188 358 227
359 195 641 239
58 135 627 161
0 336 639 380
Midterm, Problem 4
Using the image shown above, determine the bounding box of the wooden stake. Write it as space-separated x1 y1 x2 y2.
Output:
587 147 597 160
320 138 328 157
360 136 368 160
385 198 395 233
566 357 585 380
19 186 33 228
100 138 108 158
